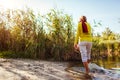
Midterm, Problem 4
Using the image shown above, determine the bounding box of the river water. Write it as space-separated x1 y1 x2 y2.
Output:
68 58 120 68
67 59 120 80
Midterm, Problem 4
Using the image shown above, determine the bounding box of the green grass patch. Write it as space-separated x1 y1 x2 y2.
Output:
0 51 16 58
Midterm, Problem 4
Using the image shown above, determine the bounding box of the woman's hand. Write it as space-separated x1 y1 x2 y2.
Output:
74 44 79 50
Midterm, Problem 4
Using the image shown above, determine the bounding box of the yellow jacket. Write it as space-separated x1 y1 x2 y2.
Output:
74 22 92 45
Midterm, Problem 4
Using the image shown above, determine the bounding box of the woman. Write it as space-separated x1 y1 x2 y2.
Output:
74 16 92 74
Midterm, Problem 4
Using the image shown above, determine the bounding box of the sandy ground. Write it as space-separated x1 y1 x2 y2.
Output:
1 58 119 80
0 58 78 80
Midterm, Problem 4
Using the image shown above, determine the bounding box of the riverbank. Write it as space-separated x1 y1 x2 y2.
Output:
0 58 90 80
2 58 120 80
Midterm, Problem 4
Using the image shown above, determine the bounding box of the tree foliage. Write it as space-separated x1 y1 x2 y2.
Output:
0 8 120 61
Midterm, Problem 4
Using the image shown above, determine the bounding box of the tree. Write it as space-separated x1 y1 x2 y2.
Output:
44 9 74 60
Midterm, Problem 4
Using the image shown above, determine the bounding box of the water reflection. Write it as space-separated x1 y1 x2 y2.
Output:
93 59 120 69
66 59 120 80
67 59 120 69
